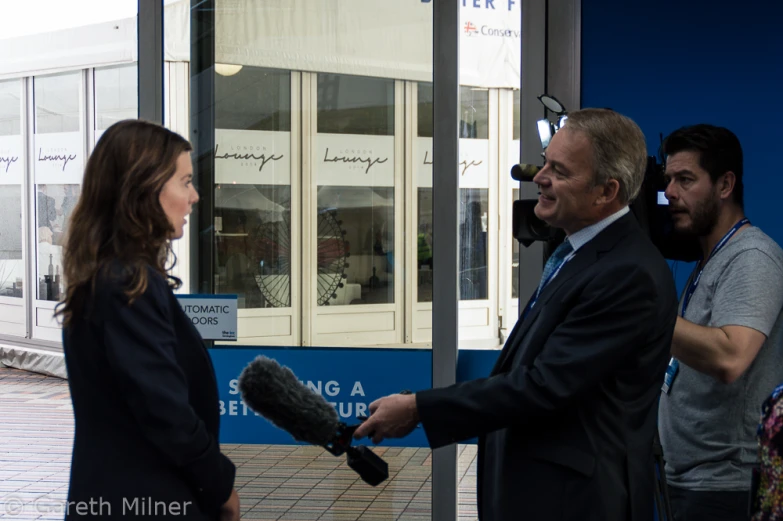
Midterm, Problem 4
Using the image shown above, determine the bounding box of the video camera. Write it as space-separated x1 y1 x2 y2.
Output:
511 94 699 262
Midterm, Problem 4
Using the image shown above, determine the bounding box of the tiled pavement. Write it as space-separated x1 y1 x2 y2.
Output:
0 365 479 520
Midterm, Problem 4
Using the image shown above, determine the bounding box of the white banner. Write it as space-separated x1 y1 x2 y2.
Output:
0 135 23 185
316 134 394 187
215 129 291 185
212 0 520 89
459 0 521 88
414 137 490 189
34 132 84 185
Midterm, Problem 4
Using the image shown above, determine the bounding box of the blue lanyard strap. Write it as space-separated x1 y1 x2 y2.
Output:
521 253 573 319
536 257 569 299
681 218 750 317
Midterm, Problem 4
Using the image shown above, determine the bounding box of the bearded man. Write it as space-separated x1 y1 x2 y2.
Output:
658 124 783 521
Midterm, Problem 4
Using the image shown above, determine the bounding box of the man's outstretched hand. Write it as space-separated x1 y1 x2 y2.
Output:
353 393 420 444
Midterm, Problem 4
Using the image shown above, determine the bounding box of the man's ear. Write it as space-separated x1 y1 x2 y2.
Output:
719 171 736 201
595 178 620 206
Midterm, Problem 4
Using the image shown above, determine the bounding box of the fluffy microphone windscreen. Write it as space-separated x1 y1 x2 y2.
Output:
238 355 340 446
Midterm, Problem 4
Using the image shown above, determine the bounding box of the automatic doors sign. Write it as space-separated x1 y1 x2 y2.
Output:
177 294 238 341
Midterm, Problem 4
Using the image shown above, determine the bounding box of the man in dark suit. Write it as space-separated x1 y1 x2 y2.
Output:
354 108 678 521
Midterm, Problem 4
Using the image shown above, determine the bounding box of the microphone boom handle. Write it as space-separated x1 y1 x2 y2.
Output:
347 446 389 487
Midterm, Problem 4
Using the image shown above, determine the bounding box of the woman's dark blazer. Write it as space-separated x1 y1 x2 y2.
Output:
62 264 235 520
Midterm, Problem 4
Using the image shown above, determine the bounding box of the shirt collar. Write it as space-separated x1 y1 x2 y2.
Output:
567 206 630 252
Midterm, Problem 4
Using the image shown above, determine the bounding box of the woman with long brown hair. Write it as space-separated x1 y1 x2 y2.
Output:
57 119 239 521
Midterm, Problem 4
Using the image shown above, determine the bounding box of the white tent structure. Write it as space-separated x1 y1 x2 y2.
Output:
0 0 520 89
0 0 524 374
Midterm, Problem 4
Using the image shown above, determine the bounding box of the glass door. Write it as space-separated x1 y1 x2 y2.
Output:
213 66 300 346
0 79 25 337
412 83 500 347
500 88 522 339
306 73 404 346
32 71 84 341
202 0 437 518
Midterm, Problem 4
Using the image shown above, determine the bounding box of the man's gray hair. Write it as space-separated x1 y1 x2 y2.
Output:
561 108 648 204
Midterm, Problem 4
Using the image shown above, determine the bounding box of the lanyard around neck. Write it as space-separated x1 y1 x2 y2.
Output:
521 249 574 319
680 218 750 317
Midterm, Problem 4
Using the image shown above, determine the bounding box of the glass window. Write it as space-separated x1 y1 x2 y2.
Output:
459 188 489 300
416 84 434 302
34 72 83 302
317 74 394 136
417 83 433 138
417 188 433 302
36 184 81 301
316 74 395 306
0 81 22 136
458 87 489 300
95 64 138 131
214 67 292 309
0 79 24 298
35 73 80 134
460 86 489 139
205 2 435 517
417 83 489 139
416 83 484 139
416 83 489 302
216 66 291 132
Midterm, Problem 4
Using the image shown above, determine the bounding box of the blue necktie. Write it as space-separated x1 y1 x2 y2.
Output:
536 239 573 296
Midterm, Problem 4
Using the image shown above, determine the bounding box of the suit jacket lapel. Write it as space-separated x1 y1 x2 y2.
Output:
492 214 638 375
492 247 598 374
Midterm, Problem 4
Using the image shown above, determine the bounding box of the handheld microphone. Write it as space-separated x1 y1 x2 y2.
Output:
237 355 389 486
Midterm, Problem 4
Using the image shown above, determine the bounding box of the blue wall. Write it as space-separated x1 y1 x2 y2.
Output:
581 0 783 291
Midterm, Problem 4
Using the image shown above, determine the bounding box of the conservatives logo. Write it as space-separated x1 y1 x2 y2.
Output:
462 22 519 39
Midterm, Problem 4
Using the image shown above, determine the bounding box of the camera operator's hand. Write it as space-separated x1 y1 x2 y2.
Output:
220 488 240 521
353 393 419 444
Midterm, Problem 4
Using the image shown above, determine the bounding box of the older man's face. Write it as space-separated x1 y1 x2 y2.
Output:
532 128 606 235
